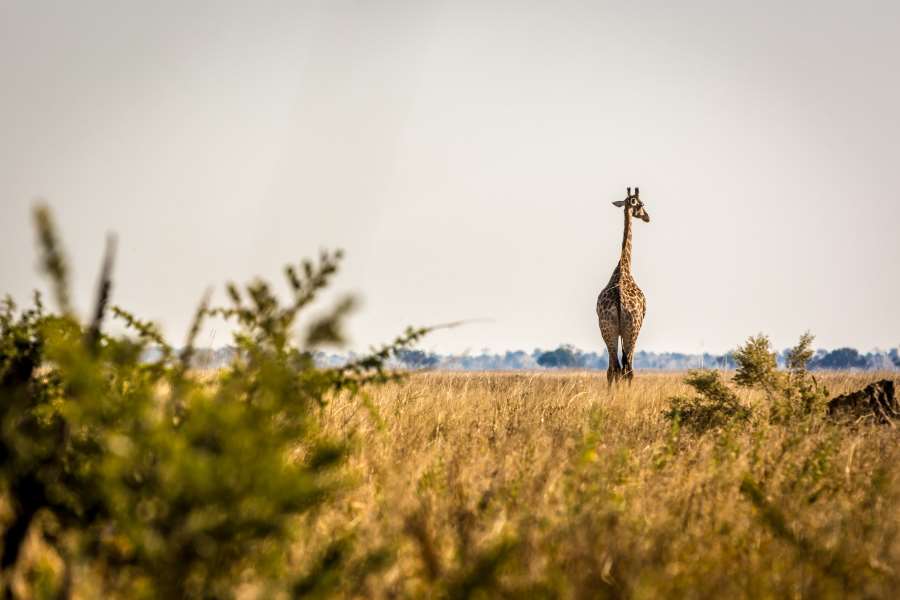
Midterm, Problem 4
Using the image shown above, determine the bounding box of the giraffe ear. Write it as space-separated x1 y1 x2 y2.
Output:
612 200 626 207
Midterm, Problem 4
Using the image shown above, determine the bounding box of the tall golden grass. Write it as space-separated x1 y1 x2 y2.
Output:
290 371 900 598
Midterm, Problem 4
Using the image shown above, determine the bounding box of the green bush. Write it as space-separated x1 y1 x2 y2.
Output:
733 334 780 391
733 333 828 422
666 333 830 433
0 206 429 598
663 369 751 433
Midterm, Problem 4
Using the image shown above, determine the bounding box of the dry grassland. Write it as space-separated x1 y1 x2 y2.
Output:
294 371 900 599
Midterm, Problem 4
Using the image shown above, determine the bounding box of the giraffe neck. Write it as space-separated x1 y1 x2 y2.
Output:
619 207 632 276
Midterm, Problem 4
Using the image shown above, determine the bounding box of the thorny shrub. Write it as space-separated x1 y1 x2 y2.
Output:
663 369 751 433
666 333 830 433
0 207 430 598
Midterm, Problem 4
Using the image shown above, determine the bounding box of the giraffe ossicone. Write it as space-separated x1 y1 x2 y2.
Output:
596 187 650 385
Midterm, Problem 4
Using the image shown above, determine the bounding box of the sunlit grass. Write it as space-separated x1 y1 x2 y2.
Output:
281 370 900 598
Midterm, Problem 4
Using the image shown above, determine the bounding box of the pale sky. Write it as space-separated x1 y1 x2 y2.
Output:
1 1 899 355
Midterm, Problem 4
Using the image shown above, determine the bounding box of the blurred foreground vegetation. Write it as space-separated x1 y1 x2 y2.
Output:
2 208 898 598
1 207 427 598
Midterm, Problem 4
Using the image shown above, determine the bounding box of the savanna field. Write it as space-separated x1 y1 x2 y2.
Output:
300 371 900 599
7 366 900 598
8 3 900 598
2 210 898 598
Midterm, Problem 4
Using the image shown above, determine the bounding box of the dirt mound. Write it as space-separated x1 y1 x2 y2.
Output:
827 379 899 425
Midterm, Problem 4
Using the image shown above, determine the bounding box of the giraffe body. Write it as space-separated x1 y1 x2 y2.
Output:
597 267 646 382
596 188 649 384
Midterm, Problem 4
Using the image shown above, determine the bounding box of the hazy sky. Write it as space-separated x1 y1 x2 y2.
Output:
2 1 899 355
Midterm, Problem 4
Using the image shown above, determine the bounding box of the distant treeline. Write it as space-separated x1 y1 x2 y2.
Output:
170 345 900 371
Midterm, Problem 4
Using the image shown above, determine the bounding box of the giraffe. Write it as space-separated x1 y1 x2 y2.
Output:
596 187 650 385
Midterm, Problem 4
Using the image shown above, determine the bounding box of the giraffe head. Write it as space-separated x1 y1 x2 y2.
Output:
612 187 650 223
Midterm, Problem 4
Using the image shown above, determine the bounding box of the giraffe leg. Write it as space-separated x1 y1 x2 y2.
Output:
598 296 623 388
599 319 621 387
607 348 621 387
620 316 640 383
621 349 634 383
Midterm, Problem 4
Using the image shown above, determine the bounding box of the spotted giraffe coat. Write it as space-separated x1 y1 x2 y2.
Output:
596 203 646 376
